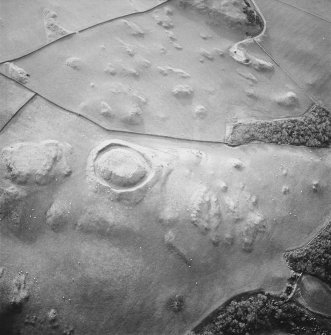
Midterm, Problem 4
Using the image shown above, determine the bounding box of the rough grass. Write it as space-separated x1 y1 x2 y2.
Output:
178 0 263 35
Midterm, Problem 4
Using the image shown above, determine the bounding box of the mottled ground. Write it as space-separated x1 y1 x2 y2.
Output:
0 1 331 334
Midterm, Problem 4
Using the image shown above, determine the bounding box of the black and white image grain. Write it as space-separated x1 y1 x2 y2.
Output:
0 0 331 334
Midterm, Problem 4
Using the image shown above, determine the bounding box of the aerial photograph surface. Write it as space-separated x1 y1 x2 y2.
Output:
0 0 330 334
